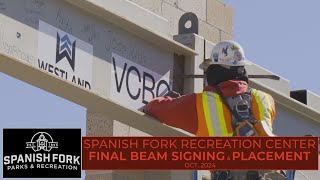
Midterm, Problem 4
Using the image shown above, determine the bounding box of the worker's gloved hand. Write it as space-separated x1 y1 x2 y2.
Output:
165 91 181 98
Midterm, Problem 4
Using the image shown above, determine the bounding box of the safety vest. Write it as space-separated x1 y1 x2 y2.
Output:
195 88 275 136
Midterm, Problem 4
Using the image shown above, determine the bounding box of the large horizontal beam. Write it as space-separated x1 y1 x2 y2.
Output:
0 52 188 136
62 0 198 57
1 51 319 136
249 79 320 124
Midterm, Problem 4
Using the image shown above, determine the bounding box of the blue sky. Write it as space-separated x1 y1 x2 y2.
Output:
226 0 320 95
1 0 320 179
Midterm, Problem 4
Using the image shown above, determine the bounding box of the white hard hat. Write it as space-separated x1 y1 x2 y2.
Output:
199 40 252 70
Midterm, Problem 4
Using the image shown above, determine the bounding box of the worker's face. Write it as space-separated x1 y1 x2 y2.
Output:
205 65 244 74
205 65 246 86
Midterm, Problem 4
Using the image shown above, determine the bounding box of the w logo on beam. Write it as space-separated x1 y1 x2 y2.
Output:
56 32 76 71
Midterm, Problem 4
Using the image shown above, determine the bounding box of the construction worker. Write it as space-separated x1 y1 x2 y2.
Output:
145 41 285 180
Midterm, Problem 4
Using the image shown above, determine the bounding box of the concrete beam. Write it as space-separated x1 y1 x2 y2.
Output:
246 64 290 95
306 91 320 112
249 79 320 125
163 0 178 7
87 0 166 35
291 90 320 113
63 0 197 56
129 0 162 16
174 33 204 94
161 2 185 37
0 52 190 137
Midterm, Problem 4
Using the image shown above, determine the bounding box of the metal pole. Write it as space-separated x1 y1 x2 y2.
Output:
192 170 198 180
181 74 280 80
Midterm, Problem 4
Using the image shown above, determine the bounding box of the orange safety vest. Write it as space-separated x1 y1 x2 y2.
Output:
195 88 275 136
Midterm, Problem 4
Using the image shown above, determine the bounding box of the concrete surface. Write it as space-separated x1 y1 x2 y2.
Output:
161 1 186 36
199 20 220 44
220 30 233 41
90 0 168 36
129 0 162 16
176 0 207 21
246 64 291 95
207 0 233 35
307 90 320 112
174 33 204 94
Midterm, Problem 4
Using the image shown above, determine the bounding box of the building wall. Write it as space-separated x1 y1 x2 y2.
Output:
0 0 174 103
0 1 178 178
129 0 233 43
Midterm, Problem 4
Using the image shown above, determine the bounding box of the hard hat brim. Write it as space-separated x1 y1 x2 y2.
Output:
199 59 252 70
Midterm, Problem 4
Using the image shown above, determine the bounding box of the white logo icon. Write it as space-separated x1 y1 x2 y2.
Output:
26 132 58 152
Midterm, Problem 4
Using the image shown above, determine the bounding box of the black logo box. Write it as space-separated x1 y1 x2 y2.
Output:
3 129 81 178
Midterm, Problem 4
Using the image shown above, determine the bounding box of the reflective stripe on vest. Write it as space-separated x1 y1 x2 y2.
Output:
196 89 274 136
196 92 233 136
251 89 274 131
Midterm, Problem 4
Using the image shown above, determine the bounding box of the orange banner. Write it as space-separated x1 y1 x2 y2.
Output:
82 136 319 170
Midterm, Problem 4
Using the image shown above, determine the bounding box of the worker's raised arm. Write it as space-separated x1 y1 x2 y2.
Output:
144 94 198 134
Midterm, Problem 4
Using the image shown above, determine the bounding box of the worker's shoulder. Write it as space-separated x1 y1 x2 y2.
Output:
250 88 274 102
197 91 219 97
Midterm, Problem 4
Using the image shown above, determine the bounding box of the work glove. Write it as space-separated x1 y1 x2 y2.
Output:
165 91 181 98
